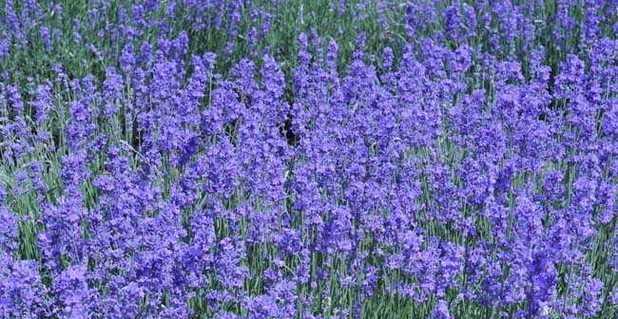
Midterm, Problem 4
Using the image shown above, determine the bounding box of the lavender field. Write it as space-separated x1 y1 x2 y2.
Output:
0 1 616 318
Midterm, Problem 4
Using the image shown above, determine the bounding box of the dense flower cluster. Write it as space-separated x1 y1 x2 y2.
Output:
0 0 616 318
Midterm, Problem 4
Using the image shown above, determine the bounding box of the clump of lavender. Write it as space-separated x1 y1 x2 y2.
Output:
0 1 616 318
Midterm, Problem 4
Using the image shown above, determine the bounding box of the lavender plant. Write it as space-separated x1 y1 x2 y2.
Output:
0 1 616 318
